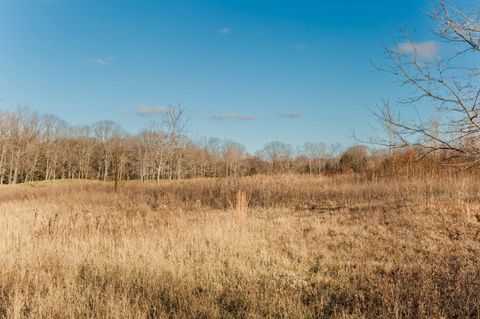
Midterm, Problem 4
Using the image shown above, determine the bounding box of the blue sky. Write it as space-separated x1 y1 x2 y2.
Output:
0 0 435 151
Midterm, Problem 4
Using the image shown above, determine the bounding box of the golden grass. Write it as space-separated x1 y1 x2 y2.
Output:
1 174 480 318
229 191 250 222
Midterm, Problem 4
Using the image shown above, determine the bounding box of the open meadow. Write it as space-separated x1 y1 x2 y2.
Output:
1 174 480 318
2 0 480 317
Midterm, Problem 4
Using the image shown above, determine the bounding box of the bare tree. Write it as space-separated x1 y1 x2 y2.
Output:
135 131 154 182
258 141 293 172
93 120 122 181
0 112 10 184
303 142 327 174
374 0 480 165
136 105 187 181
221 140 246 177
162 106 187 179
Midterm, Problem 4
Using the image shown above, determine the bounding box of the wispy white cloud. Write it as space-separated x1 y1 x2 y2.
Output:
278 112 300 118
212 113 255 121
397 41 438 60
293 42 308 51
218 27 232 35
136 105 172 116
91 56 115 68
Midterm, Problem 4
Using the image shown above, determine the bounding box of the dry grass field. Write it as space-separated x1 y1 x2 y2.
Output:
1 174 480 318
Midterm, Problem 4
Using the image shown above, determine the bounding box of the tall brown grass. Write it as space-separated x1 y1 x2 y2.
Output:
0 174 480 318
229 190 250 221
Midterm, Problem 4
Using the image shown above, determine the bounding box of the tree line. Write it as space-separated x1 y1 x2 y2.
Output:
1 104 472 185
0 106 356 184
